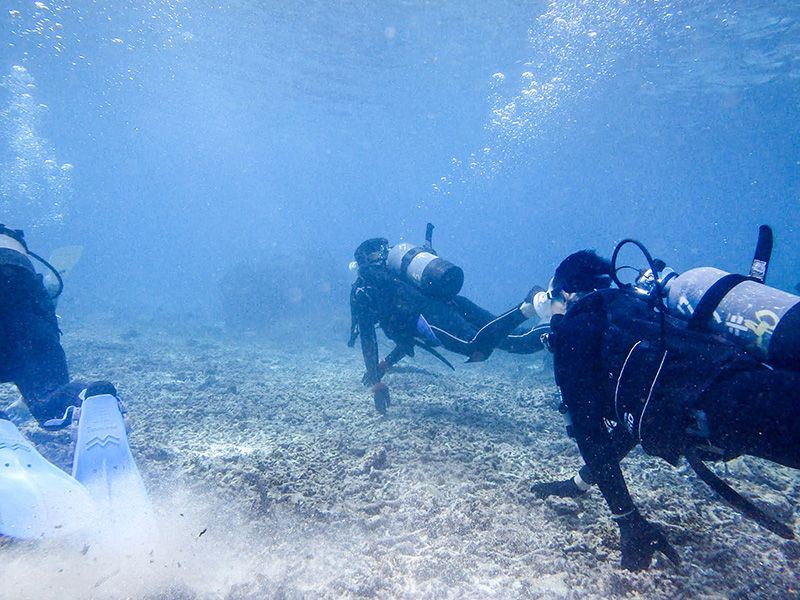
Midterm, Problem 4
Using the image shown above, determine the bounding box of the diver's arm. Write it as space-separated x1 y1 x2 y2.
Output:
576 412 680 571
465 286 545 361
382 344 411 372
351 277 384 386
464 305 530 361
555 306 678 570
358 314 382 386
358 316 392 413
554 308 638 515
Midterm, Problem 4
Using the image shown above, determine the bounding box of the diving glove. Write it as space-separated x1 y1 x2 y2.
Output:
362 361 389 386
371 382 390 414
615 509 681 571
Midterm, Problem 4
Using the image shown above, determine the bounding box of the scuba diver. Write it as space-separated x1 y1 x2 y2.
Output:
0 223 78 425
348 225 549 413
0 224 150 539
519 228 800 571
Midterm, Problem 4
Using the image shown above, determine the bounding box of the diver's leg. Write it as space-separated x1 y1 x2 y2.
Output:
451 295 496 326
701 369 800 469
498 324 548 354
423 300 480 357
0 264 70 423
9 301 71 424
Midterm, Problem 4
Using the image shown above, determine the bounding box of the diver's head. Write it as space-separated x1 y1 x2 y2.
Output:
354 238 389 269
550 250 612 312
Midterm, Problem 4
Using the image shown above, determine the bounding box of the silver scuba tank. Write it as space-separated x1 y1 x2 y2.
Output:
386 242 464 300
663 266 800 369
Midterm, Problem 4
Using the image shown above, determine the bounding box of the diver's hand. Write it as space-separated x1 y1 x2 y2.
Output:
371 382 390 414
530 477 587 499
616 510 681 571
362 361 391 386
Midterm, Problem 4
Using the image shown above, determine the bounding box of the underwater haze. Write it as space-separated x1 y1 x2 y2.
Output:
2 0 798 318
2 1 800 599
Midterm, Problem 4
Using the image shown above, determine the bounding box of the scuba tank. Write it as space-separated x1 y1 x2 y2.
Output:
386 223 464 300
614 228 800 541
0 224 64 299
663 267 800 369
617 226 800 370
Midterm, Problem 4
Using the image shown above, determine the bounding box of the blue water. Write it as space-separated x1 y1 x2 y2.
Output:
1 0 799 319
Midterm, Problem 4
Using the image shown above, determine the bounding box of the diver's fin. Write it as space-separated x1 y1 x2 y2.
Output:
3 398 30 424
48 245 83 276
72 394 152 521
416 343 455 371
43 245 83 296
424 222 435 253
416 315 442 347
686 447 794 540
0 418 95 539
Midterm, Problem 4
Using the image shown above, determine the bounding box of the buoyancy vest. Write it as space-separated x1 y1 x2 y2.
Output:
579 289 757 464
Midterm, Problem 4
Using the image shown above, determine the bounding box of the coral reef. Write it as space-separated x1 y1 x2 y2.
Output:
0 314 798 599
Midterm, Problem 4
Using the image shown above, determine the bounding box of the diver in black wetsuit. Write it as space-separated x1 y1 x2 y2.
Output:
348 237 547 413
0 224 110 427
537 249 800 571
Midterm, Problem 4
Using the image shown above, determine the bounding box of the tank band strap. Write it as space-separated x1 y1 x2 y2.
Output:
400 246 426 274
687 273 754 331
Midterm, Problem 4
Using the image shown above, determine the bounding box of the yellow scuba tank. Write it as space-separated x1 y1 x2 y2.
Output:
621 226 799 370
664 267 800 369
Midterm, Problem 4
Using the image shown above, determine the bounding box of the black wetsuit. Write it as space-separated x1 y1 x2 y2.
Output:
350 265 543 385
0 247 76 425
551 288 800 517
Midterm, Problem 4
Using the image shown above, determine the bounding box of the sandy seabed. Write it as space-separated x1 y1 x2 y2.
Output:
1 313 799 600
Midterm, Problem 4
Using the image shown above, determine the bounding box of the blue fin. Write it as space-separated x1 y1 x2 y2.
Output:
416 314 441 346
72 394 151 521
0 419 95 539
